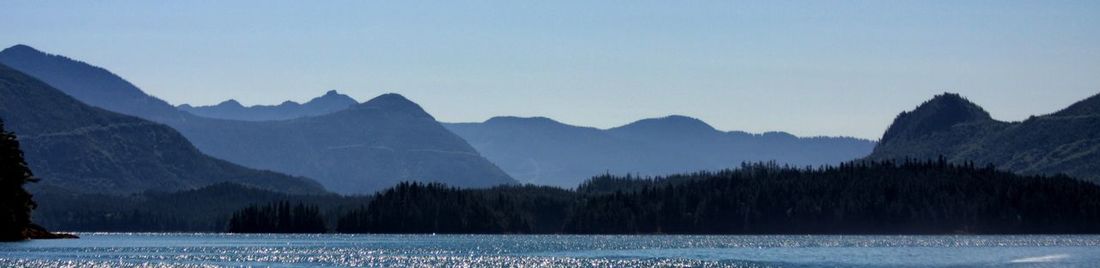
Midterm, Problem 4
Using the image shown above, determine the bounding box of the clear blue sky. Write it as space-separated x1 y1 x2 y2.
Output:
3 1 1098 139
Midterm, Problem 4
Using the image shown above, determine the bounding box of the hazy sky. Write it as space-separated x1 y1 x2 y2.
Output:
2 1 1098 139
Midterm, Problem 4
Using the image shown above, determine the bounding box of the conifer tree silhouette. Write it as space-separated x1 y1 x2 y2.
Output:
0 118 37 241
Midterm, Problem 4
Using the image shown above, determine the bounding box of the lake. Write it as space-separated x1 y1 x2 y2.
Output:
0 233 1098 267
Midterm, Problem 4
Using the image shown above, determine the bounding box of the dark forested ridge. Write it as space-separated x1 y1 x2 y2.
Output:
335 183 574 234
221 160 1100 234
446 116 874 187
0 45 515 194
564 160 1100 234
868 92 1100 183
34 160 1100 234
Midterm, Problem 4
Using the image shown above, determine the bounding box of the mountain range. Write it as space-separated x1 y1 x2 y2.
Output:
176 92 878 187
6 43 1099 193
177 90 357 121
177 93 878 187
0 45 515 194
446 116 876 187
867 92 1100 183
0 63 325 195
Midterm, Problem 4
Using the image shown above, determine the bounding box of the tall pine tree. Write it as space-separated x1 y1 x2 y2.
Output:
0 118 37 241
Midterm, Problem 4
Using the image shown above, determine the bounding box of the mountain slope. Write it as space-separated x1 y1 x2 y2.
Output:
0 63 326 195
867 92 1100 183
0 45 188 123
178 90 357 121
0 45 515 194
446 116 876 187
176 94 516 194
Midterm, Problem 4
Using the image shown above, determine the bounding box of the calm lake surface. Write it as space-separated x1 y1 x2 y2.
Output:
0 233 1098 267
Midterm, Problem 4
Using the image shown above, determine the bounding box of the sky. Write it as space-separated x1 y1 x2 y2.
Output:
2 1 1098 139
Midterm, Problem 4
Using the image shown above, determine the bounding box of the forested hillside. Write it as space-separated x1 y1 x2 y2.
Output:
43 160 1100 234
868 92 1100 183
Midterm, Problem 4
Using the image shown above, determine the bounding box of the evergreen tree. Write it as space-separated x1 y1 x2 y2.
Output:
0 118 37 241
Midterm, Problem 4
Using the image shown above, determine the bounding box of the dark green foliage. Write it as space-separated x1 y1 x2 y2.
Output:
227 201 326 233
564 161 1100 234
0 118 36 241
336 160 1100 234
334 183 567 233
27 160 1100 234
870 92 1100 183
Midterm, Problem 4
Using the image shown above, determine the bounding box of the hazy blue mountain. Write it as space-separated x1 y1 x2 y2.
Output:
0 45 515 194
446 115 876 187
0 45 188 123
867 92 1100 183
178 90 357 121
175 94 517 194
0 63 326 195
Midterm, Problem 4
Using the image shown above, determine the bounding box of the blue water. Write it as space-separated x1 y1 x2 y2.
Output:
0 233 1098 267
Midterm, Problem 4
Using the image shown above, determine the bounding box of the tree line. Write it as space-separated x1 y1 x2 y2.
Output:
228 158 1100 234
27 146 1100 234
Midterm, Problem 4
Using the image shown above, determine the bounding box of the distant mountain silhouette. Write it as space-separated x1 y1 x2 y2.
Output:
446 115 876 187
868 92 1100 183
0 45 515 194
178 90 357 121
0 63 326 195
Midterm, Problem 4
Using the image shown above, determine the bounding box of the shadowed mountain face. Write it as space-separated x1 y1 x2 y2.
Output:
446 116 876 187
867 92 1100 183
0 63 326 195
0 45 515 194
178 90 357 121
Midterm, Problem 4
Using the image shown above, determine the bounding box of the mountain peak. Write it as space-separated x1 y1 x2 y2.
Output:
358 93 429 116
620 115 716 131
880 92 993 142
307 89 356 104
486 116 555 123
217 99 244 108
1052 92 1100 117
610 115 719 139
2 44 41 55
483 116 567 128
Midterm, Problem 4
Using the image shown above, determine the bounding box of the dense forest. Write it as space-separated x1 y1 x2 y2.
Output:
33 159 1100 234
234 159 1100 234
227 201 326 233
337 183 574 233
565 160 1100 234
